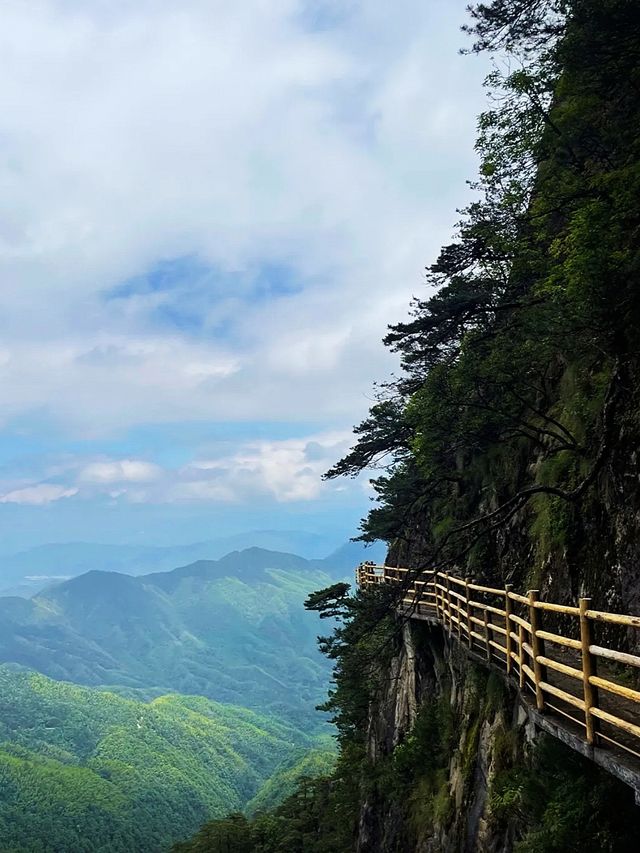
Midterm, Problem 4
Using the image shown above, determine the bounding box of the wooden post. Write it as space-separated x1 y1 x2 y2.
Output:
483 607 491 663
579 597 599 746
445 573 452 636
465 577 473 649
528 589 545 712
505 585 513 676
438 574 444 626
518 624 526 690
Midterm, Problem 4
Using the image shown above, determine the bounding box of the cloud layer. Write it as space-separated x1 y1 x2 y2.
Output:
0 0 487 433
0 432 354 506
0 1 489 545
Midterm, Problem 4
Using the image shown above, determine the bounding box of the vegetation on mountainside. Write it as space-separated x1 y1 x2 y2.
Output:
489 734 640 853
171 583 400 853
174 2 640 851
0 549 341 729
244 747 336 816
326 0 640 588
0 665 323 852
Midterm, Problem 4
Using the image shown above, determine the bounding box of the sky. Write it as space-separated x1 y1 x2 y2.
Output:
0 0 489 553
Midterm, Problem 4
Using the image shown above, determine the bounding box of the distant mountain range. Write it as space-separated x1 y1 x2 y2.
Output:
0 539 384 848
0 543 384 727
0 531 384 596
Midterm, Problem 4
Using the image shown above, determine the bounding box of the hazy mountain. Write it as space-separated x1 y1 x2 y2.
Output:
0 545 383 726
0 532 383 596
321 539 385 571
0 665 324 852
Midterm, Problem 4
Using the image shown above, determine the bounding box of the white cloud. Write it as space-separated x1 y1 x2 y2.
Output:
0 484 79 505
0 0 489 435
79 459 163 483
4 432 355 507
176 431 352 503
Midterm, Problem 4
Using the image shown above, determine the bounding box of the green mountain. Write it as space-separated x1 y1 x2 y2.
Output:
0 546 361 850
0 665 317 852
0 547 361 727
0 532 378 597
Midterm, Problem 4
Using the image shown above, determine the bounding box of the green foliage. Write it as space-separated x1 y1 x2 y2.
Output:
323 401 414 480
305 583 401 752
173 583 407 852
491 736 640 852
0 665 320 852
392 696 454 782
356 461 427 544
327 0 640 592
303 583 351 620
172 775 352 853
245 747 336 816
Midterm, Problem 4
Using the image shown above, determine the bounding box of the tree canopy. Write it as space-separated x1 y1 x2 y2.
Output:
327 0 640 581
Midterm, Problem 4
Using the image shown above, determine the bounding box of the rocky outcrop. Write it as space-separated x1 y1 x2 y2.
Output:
357 621 518 853
355 615 640 853
366 622 424 762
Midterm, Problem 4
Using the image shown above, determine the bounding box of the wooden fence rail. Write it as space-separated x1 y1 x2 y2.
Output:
356 563 640 763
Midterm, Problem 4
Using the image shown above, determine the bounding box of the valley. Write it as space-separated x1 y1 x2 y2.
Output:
0 542 379 851
0 665 333 852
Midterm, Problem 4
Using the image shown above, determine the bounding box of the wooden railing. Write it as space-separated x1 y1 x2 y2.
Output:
356 563 640 763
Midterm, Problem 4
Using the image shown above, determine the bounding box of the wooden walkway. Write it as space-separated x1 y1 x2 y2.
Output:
356 563 640 801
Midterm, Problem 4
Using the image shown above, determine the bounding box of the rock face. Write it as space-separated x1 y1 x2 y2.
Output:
382 372 640 646
356 621 517 853
354 616 640 853
366 622 421 763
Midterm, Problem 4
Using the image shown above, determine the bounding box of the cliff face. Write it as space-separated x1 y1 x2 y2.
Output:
356 617 640 853
357 621 515 853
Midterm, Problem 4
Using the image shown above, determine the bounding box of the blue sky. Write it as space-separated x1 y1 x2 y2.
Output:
0 0 489 552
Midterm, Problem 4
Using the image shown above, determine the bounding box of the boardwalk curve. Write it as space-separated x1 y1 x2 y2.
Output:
357 562 640 801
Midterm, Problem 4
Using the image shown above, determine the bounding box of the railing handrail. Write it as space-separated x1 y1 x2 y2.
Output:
356 562 640 767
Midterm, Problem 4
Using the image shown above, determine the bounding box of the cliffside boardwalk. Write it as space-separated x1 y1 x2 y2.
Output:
357 563 640 801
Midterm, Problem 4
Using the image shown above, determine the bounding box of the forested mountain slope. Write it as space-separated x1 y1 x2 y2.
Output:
0 548 351 727
0 665 325 853
173 1 640 851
